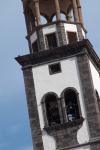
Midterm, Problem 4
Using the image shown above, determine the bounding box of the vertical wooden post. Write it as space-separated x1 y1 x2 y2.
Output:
72 0 79 22
54 0 61 21
34 0 41 26
76 0 84 24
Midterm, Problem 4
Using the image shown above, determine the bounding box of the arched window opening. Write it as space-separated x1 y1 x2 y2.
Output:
60 13 66 21
52 15 56 22
64 89 80 122
52 13 67 22
45 94 60 126
40 15 48 25
67 8 74 22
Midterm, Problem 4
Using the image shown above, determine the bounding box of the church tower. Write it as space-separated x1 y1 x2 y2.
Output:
16 0 100 150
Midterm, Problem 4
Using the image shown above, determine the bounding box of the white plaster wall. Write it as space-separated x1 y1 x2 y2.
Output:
30 31 37 43
64 23 79 43
64 23 86 43
42 130 56 150
64 23 77 32
89 60 100 95
32 57 90 150
43 24 56 35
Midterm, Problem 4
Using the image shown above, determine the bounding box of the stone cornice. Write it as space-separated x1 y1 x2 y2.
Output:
15 39 100 71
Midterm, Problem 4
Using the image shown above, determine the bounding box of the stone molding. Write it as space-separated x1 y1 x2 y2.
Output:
16 39 100 72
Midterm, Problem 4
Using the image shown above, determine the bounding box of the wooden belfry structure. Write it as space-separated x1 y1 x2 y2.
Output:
22 0 86 53
16 0 100 150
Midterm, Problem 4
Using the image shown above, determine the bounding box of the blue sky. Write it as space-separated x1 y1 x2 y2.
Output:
0 1 100 150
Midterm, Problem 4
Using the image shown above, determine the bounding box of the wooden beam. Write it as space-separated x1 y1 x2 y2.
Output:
72 0 79 22
54 0 61 21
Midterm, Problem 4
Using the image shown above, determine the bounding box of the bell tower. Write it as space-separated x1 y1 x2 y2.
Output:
16 0 100 150
23 0 86 53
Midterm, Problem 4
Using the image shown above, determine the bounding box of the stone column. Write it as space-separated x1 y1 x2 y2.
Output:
72 0 84 40
55 0 67 46
56 22 67 46
54 0 61 21
76 0 84 24
72 0 79 22
33 0 41 26
33 0 45 51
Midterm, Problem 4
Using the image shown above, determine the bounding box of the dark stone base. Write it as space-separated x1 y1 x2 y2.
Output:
91 144 100 150
44 118 84 149
56 22 67 46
